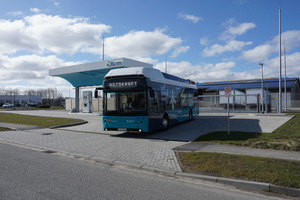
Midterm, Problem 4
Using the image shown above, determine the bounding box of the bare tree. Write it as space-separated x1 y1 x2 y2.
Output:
0 88 5 95
23 89 37 95
1 87 64 106
12 89 20 96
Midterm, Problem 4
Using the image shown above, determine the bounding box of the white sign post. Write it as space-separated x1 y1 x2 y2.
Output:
224 87 232 135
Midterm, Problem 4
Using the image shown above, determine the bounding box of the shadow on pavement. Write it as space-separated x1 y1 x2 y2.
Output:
111 116 262 142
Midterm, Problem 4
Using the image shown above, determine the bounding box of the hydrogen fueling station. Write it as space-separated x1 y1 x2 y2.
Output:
49 57 153 113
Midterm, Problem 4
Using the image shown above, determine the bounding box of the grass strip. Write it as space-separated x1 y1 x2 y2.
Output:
194 113 300 151
0 127 12 131
177 152 300 189
0 112 83 128
0 106 65 111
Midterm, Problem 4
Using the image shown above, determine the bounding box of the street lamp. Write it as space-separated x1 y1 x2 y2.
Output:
258 63 264 113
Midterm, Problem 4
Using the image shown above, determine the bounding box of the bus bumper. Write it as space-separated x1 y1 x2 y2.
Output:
103 116 149 132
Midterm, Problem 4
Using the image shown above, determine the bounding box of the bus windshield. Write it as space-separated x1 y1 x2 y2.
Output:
104 91 147 116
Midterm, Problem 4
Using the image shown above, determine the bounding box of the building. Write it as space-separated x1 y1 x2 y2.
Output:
0 95 42 107
197 78 300 109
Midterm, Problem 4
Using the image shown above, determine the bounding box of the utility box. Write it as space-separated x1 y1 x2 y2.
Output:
82 91 92 113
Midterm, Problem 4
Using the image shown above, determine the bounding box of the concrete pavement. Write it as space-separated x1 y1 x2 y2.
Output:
0 110 299 197
0 110 297 167
173 142 300 161
2 110 293 140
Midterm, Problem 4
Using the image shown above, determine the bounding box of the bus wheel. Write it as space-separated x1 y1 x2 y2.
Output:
161 114 169 130
188 110 193 121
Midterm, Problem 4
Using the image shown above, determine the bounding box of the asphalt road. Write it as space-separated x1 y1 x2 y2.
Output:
0 142 284 200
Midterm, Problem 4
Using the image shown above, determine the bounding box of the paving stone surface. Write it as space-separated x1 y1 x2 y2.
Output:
0 128 185 172
0 110 294 173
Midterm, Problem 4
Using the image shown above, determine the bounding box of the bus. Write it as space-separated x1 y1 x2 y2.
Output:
98 67 199 132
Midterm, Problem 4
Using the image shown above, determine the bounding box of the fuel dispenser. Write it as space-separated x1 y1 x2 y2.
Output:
82 91 92 113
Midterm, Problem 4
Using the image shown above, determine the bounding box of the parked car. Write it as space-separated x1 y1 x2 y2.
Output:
2 103 15 108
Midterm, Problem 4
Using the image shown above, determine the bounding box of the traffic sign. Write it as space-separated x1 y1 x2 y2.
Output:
224 87 232 93
225 92 232 97
224 87 232 97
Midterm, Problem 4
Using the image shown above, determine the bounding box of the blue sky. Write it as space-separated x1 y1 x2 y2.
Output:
0 0 300 97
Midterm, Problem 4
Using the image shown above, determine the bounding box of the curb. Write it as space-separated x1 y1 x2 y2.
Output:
49 120 88 129
175 172 300 197
1 139 300 198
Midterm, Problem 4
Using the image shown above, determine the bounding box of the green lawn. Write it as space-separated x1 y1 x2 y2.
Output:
176 112 300 191
0 112 83 128
177 152 300 189
0 127 12 131
0 106 65 111
194 112 300 151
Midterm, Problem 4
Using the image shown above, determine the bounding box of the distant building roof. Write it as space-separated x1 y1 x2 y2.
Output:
197 78 300 91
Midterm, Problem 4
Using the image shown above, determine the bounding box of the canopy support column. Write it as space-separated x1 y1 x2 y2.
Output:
75 87 80 112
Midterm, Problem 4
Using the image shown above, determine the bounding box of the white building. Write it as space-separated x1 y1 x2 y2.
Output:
0 95 42 106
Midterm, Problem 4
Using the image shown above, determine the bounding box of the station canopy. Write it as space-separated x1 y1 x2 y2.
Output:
49 57 153 87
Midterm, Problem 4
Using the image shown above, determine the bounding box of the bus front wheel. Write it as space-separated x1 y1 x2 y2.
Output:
161 114 169 130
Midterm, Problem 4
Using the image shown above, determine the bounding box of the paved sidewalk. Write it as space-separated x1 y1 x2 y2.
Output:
173 142 300 161
0 128 185 172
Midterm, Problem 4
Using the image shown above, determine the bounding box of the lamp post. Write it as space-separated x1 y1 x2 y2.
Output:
258 63 264 113
278 0 282 114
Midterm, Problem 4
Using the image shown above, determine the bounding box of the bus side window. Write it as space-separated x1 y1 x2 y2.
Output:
149 90 159 113
149 88 155 98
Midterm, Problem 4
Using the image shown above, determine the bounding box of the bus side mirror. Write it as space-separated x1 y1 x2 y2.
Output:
94 90 98 98
94 87 104 98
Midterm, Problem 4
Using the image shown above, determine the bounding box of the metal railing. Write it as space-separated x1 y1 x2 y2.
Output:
198 94 262 113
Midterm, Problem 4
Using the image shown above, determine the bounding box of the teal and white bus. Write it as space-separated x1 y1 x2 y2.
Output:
100 67 199 132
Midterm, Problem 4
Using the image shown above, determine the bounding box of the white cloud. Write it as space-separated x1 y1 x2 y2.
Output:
171 46 189 57
30 8 41 13
228 22 256 36
241 44 273 62
178 12 203 24
279 30 300 51
219 18 255 40
200 37 209 46
54 2 60 7
0 54 80 81
0 14 111 55
101 29 188 58
0 13 191 96
264 52 300 78
241 30 300 62
200 19 255 57
154 61 255 83
6 11 23 17
203 40 252 57
0 13 188 60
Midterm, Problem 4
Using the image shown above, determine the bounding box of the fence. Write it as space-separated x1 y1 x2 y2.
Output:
198 94 262 113
64 96 300 113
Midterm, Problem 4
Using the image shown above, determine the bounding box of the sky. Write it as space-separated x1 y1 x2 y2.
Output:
1 0 300 97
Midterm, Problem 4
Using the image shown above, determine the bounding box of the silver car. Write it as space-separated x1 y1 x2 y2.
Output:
2 103 15 108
